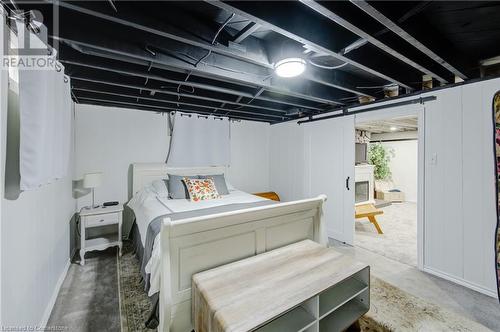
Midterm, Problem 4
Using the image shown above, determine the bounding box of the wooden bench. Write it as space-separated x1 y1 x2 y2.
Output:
355 203 384 234
192 240 370 332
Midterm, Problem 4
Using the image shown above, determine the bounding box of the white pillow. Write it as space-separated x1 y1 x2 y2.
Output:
151 179 169 198
127 184 154 212
226 181 236 191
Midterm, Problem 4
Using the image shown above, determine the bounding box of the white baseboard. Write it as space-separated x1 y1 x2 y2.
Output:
328 229 350 245
423 266 498 299
39 259 71 328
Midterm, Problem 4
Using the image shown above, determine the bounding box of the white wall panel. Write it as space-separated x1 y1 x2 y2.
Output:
270 78 500 296
424 87 464 278
462 83 486 288
75 105 270 206
269 121 306 202
227 120 270 193
271 117 355 243
1 79 76 325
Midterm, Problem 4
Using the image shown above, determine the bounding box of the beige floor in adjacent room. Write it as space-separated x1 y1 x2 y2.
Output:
355 201 417 266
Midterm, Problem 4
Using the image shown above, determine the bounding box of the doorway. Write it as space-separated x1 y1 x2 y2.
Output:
354 110 423 269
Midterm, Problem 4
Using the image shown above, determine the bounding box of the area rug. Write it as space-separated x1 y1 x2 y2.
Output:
118 242 153 332
118 242 490 332
355 202 417 267
359 277 492 332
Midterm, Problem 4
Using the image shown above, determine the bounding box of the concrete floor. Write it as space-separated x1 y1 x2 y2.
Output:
47 243 500 332
331 240 500 331
47 248 121 332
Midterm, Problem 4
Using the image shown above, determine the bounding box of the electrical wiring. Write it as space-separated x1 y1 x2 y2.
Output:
160 84 195 93
2 1 40 34
308 58 348 70
195 13 235 67
176 72 192 107
177 13 235 110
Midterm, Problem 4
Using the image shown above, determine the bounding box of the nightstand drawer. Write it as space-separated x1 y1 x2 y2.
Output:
85 213 119 228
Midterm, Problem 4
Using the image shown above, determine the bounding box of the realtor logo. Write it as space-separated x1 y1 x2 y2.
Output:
2 4 59 70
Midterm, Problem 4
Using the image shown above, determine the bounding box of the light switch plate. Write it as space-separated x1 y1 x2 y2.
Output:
430 153 438 165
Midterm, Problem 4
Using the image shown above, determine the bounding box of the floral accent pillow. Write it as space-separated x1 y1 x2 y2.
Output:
183 177 221 202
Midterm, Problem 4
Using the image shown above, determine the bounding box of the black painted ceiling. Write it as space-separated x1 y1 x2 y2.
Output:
7 0 500 123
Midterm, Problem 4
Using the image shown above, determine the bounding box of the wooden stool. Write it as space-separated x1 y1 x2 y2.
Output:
355 203 384 234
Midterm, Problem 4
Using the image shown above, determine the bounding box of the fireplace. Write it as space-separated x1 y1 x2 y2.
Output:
355 181 369 203
354 164 375 205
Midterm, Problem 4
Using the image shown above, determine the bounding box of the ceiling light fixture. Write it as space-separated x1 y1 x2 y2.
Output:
274 58 306 78
390 126 398 131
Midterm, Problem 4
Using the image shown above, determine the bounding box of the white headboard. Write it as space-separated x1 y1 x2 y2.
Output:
131 163 227 194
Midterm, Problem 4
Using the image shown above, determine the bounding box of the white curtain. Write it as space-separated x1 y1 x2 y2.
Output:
17 23 72 190
167 112 230 167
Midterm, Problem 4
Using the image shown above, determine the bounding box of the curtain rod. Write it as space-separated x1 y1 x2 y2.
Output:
297 96 437 125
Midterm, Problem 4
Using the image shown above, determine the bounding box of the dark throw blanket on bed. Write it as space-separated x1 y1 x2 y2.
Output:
135 200 278 328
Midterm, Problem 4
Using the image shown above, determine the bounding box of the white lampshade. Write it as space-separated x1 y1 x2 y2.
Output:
83 172 103 189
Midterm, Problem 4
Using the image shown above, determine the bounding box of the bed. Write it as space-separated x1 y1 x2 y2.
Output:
127 163 327 332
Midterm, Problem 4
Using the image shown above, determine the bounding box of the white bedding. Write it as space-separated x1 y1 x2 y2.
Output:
127 186 267 296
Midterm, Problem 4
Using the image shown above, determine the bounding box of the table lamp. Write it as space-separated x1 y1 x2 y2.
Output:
83 172 103 208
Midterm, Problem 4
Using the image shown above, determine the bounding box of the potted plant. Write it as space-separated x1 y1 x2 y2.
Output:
368 143 394 181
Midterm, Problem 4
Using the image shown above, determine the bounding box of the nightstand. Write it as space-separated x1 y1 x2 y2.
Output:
253 191 280 201
79 204 123 266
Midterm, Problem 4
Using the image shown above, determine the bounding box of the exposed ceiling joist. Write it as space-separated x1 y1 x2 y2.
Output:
61 58 323 112
232 22 261 43
205 0 414 91
341 1 431 55
53 1 371 99
70 75 301 117
106 0 117 12
480 55 500 67
52 0 271 67
349 0 467 80
300 0 448 84
53 33 344 107
77 97 276 123
72 87 290 119
13 0 488 124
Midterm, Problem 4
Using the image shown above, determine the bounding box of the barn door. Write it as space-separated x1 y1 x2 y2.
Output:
304 116 355 244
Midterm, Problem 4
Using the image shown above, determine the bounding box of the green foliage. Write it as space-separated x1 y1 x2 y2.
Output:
368 143 394 180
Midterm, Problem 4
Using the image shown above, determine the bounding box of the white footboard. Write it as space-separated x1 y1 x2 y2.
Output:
158 195 327 332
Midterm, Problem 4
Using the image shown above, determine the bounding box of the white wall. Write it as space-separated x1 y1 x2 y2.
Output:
0 33 76 330
269 120 306 202
269 78 500 297
377 140 418 202
75 105 170 210
422 79 498 297
75 105 271 207
227 120 270 193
